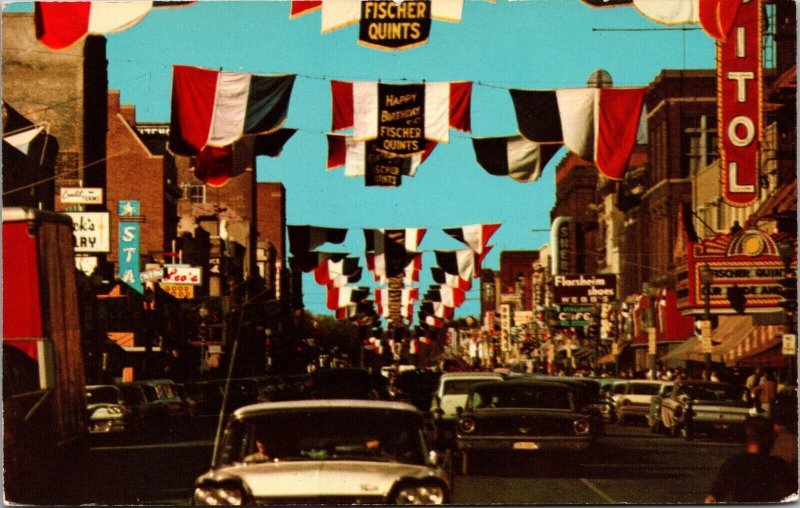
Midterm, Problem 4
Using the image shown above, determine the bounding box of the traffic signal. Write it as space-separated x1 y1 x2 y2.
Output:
779 276 798 312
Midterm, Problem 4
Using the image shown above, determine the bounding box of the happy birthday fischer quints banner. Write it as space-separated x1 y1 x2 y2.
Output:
291 0 466 51
331 81 471 175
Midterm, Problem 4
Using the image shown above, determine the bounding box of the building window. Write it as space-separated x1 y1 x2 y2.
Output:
684 115 718 177
188 184 206 204
763 3 776 70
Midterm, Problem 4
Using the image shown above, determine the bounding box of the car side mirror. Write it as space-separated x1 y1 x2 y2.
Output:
428 450 441 467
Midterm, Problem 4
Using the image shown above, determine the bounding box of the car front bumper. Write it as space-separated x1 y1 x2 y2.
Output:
456 435 590 452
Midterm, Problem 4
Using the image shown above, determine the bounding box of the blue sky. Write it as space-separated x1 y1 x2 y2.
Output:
7 1 715 318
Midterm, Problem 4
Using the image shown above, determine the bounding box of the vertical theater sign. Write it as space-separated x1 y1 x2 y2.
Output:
719 0 762 207
676 228 786 315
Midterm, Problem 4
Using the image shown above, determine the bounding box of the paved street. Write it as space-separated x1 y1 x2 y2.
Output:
57 422 742 505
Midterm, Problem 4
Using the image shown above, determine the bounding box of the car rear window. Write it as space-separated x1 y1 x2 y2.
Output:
629 384 661 395
470 384 574 410
443 379 496 395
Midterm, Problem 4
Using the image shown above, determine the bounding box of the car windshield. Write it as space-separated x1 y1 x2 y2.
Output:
682 384 750 402
469 384 575 411
443 379 496 395
221 408 427 466
629 384 662 395
87 387 119 404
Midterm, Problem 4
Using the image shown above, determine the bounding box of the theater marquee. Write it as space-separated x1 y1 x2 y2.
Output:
676 228 787 315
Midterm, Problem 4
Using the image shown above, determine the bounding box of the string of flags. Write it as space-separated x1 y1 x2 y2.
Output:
284 223 500 326
166 64 648 187
32 0 741 54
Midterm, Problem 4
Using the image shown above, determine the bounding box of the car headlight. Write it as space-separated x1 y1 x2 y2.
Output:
394 483 446 505
193 485 244 506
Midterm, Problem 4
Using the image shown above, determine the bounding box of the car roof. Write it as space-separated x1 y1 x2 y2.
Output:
233 399 421 418
440 372 504 380
628 380 668 385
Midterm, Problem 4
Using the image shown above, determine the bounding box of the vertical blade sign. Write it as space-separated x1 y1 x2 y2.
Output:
718 0 761 207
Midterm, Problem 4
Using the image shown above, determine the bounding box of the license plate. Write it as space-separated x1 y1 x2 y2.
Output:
513 441 539 450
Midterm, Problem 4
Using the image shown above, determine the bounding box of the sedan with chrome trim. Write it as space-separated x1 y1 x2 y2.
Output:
193 400 449 505
455 380 593 475
660 380 753 441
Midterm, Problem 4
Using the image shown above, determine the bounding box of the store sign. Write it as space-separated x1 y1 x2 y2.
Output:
556 304 592 327
550 217 571 276
160 283 194 299
163 265 202 285
782 334 797 356
65 212 110 253
118 201 143 294
60 187 103 205
140 268 163 283
718 0 761 207
553 274 617 304
359 0 432 51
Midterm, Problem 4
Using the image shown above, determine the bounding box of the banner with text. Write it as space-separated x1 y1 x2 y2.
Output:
359 0 432 50
118 200 143 294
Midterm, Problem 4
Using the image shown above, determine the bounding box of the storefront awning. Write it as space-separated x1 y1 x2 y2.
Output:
661 315 753 364
724 324 784 367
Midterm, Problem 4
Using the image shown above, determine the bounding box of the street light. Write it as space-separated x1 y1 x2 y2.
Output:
700 264 714 381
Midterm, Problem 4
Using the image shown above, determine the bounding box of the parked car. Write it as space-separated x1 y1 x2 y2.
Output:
127 379 193 439
455 380 593 475
193 400 450 505
646 382 675 433
432 372 506 422
85 385 131 437
616 380 669 425
660 380 752 440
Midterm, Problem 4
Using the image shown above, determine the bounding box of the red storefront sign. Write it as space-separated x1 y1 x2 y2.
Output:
718 0 762 207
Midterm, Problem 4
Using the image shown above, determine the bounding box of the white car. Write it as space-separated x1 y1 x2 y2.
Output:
431 372 505 422
615 380 669 425
193 400 449 505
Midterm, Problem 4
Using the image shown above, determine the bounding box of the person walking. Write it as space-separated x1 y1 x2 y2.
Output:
705 416 794 503
751 371 778 418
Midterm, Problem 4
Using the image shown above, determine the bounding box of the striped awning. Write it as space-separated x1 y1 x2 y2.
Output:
724 324 784 366
660 315 753 364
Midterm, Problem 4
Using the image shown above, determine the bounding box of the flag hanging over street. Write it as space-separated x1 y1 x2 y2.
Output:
326 286 370 310
579 0 742 41
313 256 361 286
288 225 348 255
3 125 44 156
194 129 296 187
290 251 348 272
510 87 646 180
169 65 295 158
424 286 465 308
431 267 472 291
34 1 153 49
472 135 561 183
434 247 486 280
331 80 472 145
443 223 501 254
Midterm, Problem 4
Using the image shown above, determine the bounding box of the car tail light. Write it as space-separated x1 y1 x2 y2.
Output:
459 418 476 434
573 419 590 435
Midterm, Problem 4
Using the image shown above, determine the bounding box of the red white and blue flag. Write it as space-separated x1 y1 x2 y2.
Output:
510 87 646 180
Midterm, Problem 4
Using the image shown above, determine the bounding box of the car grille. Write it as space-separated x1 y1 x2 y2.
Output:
472 416 575 436
255 495 386 505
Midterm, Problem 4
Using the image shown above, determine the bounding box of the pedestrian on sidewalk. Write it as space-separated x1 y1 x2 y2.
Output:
752 371 778 418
